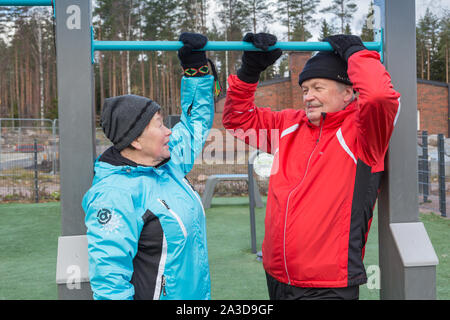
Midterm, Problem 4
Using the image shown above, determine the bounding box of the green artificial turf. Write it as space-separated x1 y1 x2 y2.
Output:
206 197 268 299
0 202 60 300
0 198 448 300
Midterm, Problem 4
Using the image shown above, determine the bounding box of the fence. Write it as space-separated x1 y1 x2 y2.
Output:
0 119 448 218
417 131 448 217
0 118 59 202
0 117 267 203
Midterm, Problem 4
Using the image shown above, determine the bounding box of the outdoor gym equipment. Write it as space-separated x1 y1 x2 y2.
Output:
0 0 438 300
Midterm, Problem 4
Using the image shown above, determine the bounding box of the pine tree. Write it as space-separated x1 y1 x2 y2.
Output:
319 19 336 39
360 1 374 41
177 0 208 34
242 0 273 34
320 0 357 34
416 8 440 80
206 21 227 95
344 23 351 35
276 0 296 40
218 0 250 75
434 12 449 82
277 0 319 41
292 0 319 41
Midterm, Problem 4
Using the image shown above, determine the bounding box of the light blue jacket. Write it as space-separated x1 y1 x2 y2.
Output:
82 75 214 300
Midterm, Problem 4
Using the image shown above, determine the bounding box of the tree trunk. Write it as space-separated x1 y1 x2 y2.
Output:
162 67 167 110
45 55 50 115
15 48 19 113
168 56 173 114
25 50 31 118
446 43 448 83
112 54 117 96
9 74 15 118
121 52 126 95
140 56 145 96
20 51 25 119
148 53 154 99
155 57 160 102
98 28 105 109
126 51 131 94
37 21 44 122
34 54 40 118
421 48 424 79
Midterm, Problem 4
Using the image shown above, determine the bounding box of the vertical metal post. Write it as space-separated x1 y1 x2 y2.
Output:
0 119 2 168
248 151 258 255
34 139 39 203
52 119 57 175
422 131 429 202
55 0 95 299
377 0 438 299
437 134 446 217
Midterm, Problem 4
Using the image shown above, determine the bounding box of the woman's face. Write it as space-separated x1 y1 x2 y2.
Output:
133 112 172 164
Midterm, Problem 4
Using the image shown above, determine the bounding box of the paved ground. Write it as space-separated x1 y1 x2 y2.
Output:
418 181 449 218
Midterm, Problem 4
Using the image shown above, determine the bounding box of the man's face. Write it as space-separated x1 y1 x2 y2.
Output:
301 78 353 126
134 112 172 163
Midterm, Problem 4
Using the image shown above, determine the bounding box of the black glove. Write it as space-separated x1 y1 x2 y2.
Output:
178 32 209 77
323 34 366 62
237 33 282 83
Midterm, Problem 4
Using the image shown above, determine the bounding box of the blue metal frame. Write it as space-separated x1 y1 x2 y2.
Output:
0 0 52 5
93 39 383 53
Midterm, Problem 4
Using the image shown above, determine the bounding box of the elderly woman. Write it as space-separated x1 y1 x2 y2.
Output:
82 33 214 300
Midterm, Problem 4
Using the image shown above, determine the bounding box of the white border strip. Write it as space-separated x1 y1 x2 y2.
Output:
280 123 299 139
336 128 357 165
153 235 167 300
393 97 401 126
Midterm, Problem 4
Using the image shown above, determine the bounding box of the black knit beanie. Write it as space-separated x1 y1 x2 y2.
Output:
101 94 161 151
298 51 352 86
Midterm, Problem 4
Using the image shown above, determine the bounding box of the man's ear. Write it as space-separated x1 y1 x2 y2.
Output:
344 86 355 104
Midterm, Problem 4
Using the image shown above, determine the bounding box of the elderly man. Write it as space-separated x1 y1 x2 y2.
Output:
223 34 400 300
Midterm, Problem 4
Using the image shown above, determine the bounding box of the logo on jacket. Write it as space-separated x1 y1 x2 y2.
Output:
96 208 123 234
97 208 112 225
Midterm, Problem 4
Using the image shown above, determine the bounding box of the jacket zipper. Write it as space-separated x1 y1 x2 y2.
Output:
282 114 325 284
183 178 206 217
160 274 167 297
157 198 188 238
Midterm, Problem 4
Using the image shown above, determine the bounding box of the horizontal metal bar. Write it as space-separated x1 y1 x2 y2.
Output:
93 40 382 52
0 0 52 5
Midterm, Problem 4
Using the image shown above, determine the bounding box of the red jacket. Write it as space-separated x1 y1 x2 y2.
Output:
222 50 401 288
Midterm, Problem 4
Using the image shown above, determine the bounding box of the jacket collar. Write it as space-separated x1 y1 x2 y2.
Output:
96 146 170 177
303 100 357 129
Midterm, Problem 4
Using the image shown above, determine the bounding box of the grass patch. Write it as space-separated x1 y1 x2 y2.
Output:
0 202 60 300
206 197 267 299
0 199 448 300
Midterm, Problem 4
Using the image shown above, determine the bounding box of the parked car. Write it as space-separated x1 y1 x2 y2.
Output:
14 144 45 153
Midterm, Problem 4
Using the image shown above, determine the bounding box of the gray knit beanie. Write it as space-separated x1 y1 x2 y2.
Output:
101 94 161 151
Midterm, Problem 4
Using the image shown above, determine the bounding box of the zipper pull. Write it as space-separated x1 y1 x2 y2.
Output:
187 104 193 116
161 275 167 296
317 114 325 144
160 199 170 210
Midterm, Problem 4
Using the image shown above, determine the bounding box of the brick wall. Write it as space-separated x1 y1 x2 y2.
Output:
289 52 311 110
417 80 449 137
